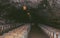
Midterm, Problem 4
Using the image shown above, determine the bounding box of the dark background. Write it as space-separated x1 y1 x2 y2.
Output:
0 0 60 29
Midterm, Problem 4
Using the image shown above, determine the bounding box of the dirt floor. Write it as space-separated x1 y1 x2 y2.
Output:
28 24 49 38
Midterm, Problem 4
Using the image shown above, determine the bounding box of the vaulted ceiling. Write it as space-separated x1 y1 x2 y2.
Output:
0 0 60 28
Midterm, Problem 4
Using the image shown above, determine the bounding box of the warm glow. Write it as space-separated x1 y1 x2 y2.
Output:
23 6 27 10
27 13 30 16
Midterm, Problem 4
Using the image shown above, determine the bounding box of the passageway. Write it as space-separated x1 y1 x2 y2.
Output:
28 24 49 38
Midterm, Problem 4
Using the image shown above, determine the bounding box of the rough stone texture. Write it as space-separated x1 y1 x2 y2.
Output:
0 0 60 28
47 0 60 23
10 0 43 8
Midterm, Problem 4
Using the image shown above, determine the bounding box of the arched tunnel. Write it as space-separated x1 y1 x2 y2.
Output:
0 0 60 38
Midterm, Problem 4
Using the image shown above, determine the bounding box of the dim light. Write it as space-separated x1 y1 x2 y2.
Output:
23 6 27 10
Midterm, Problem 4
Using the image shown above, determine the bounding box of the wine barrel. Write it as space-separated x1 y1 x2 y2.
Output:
0 23 23 35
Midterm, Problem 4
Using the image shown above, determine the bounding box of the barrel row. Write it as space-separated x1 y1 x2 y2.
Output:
39 24 60 38
0 24 30 38
0 23 23 35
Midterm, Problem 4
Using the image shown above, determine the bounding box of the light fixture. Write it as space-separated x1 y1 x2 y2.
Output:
23 5 27 10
